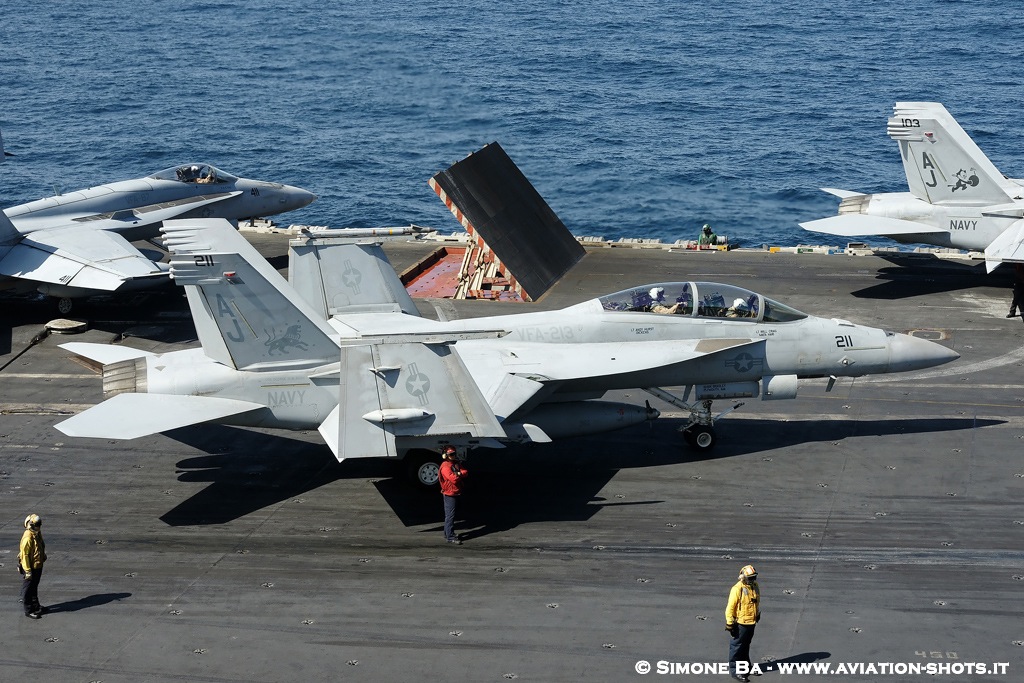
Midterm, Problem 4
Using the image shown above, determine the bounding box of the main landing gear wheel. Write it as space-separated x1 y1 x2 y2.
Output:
404 450 442 489
683 425 716 451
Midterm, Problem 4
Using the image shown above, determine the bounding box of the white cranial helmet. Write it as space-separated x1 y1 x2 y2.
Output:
650 287 665 300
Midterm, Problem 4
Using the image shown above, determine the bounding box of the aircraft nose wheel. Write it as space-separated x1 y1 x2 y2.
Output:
682 425 716 451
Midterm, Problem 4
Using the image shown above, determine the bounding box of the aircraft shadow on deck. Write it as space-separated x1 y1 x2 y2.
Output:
1 288 197 346
851 254 1010 300
154 416 993 528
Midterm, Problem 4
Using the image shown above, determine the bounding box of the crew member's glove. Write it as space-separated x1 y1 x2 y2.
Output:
18 563 25 576
24 572 32 580
726 623 738 637
756 612 761 623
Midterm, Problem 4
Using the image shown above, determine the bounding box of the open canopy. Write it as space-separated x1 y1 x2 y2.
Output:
598 282 807 322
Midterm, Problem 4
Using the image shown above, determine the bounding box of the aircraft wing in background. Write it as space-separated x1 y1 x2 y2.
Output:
0 227 166 291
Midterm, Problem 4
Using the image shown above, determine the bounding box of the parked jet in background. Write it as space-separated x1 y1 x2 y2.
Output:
0 128 11 162
55 219 959 486
1 163 316 312
801 102 1024 272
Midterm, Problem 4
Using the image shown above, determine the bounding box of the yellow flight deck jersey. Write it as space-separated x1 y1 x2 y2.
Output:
725 580 760 626
19 528 46 571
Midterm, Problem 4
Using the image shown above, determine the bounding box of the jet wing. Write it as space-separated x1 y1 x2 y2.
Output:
55 393 265 440
10 192 241 234
983 218 1024 273
0 227 165 290
462 337 762 419
800 214 946 238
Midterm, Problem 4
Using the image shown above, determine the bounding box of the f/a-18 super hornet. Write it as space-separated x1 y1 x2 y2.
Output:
801 102 1024 272
55 219 958 486
1 163 316 312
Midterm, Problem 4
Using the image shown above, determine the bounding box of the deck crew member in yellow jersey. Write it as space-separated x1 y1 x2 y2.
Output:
725 564 760 681
19 513 47 618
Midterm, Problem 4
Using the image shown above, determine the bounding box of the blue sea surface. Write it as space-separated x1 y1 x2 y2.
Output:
2 1 1022 248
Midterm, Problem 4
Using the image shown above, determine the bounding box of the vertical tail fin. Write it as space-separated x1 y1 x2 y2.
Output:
887 102 1014 206
288 238 420 318
162 218 348 370
0 210 19 245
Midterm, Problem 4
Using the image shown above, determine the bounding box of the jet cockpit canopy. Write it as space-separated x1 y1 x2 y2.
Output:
598 282 807 322
150 164 237 185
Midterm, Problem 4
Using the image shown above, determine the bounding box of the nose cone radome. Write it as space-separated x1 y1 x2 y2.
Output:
279 184 317 212
887 333 960 372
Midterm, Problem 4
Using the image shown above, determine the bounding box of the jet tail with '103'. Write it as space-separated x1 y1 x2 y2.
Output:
55 219 959 487
800 102 1024 273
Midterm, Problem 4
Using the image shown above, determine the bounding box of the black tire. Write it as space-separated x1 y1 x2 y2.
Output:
404 450 442 489
684 425 716 451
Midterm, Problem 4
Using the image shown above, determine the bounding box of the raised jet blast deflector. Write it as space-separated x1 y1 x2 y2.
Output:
430 142 585 301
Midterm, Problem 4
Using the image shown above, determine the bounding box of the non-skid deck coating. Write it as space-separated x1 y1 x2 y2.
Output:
2 239 1023 682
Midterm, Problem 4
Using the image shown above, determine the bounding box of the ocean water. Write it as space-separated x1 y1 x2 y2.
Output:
2 0 1022 248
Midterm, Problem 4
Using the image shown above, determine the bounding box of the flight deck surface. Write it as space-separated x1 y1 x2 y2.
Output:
2 240 1022 682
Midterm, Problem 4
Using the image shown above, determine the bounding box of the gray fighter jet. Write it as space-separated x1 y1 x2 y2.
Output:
55 219 959 486
1 163 316 312
801 102 1024 272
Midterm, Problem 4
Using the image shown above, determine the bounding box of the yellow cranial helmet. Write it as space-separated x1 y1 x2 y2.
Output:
739 564 757 579
24 513 42 529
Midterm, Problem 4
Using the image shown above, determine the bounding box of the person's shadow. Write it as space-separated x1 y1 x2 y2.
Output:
44 592 131 614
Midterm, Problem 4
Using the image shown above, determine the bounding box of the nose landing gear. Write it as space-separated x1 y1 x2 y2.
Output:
643 388 745 452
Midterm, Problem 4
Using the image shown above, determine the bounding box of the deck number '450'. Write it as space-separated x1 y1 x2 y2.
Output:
835 335 854 348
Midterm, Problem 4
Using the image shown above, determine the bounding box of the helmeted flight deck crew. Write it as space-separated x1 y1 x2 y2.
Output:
439 447 468 544
725 564 761 681
19 513 47 618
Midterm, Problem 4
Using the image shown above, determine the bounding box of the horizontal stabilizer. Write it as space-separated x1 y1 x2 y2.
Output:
55 393 264 440
59 342 154 365
820 188 867 200
984 219 1024 273
800 214 946 238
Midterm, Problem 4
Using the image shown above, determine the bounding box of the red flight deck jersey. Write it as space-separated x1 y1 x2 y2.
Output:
439 461 467 496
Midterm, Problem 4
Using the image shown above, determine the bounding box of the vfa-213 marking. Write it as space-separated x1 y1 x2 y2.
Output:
515 326 576 342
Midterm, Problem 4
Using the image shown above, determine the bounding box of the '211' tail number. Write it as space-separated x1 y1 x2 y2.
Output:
835 335 854 348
